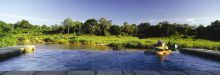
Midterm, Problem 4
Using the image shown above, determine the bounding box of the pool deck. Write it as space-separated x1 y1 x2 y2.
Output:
0 71 219 75
0 45 35 60
180 48 220 61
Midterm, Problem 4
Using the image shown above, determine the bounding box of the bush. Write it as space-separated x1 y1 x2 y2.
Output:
18 37 27 41
125 42 139 48
109 43 124 50
44 37 55 42
57 39 69 44
0 37 17 47
17 37 30 45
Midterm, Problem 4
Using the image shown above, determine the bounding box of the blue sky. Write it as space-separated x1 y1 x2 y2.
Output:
0 0 220 26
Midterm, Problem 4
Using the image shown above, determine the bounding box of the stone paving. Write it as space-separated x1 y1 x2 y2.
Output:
0 71 219 75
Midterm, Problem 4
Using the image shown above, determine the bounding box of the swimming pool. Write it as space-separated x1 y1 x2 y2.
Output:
0 44 219 71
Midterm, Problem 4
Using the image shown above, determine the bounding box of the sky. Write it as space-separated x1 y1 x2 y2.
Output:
0 0 220 26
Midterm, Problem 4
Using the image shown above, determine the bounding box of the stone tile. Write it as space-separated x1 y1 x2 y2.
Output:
185 71 214 75
134 71 162 75
97 71 123 75
35 71 67 75
122 71 135 75
0 71 6 75
3 71 36 75
207 71 220 75
67 71 95 75
160 71 187 75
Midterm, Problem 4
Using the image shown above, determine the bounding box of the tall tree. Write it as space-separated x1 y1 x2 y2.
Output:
98 18 112 36
50 24 64 34
82 19 98 34
109 25 122 35
209 20 220 39
137 22 150 38
63 18 74 34
74 21 83 35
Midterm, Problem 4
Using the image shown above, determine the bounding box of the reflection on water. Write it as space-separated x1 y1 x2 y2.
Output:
0 44 220 71
36 44 112 51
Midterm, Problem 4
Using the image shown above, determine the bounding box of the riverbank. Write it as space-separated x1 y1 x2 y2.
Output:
2 34 220 51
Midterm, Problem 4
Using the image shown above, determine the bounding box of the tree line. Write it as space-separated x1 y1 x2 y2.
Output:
0 17 220 40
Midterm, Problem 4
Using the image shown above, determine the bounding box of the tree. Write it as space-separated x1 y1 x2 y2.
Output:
148 25 161 37
209 20 220 39
158 21 172 36
74 21 83 35
130 24 138 36
50 24 64 34
82 19 98 34
0 21 13 32
98 18 112 36
63 18 75 34
121 22 137 36
14 20 32 29
196 25 206 38
41 25 51 33
137 22 150 38
109 25 122 35
0 21 13 37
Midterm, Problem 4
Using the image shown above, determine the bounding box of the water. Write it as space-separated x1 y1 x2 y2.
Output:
0 44 220 71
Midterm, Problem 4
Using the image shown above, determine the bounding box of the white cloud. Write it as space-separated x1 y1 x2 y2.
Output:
185 18 195 22
150 19 156 22
0 14 58 25
185 18 198 24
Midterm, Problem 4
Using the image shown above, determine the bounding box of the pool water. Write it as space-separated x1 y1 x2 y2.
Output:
0 44 220 71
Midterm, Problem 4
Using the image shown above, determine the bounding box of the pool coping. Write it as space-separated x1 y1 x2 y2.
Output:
180 48 220 61
0 71 219 75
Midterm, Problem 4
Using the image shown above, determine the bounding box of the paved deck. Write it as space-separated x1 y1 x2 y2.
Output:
0 71 219 75
0 45 35 61
180 48 220 61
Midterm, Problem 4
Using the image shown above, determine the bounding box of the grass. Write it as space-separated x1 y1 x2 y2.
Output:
3 34 220 51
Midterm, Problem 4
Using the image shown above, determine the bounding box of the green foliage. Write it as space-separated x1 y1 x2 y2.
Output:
66 35 220 50
122 22 137 36
137 22 150 38
14 20 32 29
1 18 220 51
109 43 124 50
0 21 13 32
44 37 56 43
0 37 16 47
125 41 147 49
63 18 75 34
82 19 99 34
97 17 112 36
109 25 121 35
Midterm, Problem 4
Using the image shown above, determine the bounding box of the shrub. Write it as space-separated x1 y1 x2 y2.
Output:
17 37 31 45
18 37 27 41
109 43 124 50
58 39 69 44
44 37 55 42
125 42 139 48
0 37 17 47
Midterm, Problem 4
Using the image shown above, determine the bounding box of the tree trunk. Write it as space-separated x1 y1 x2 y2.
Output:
68 26 70 35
